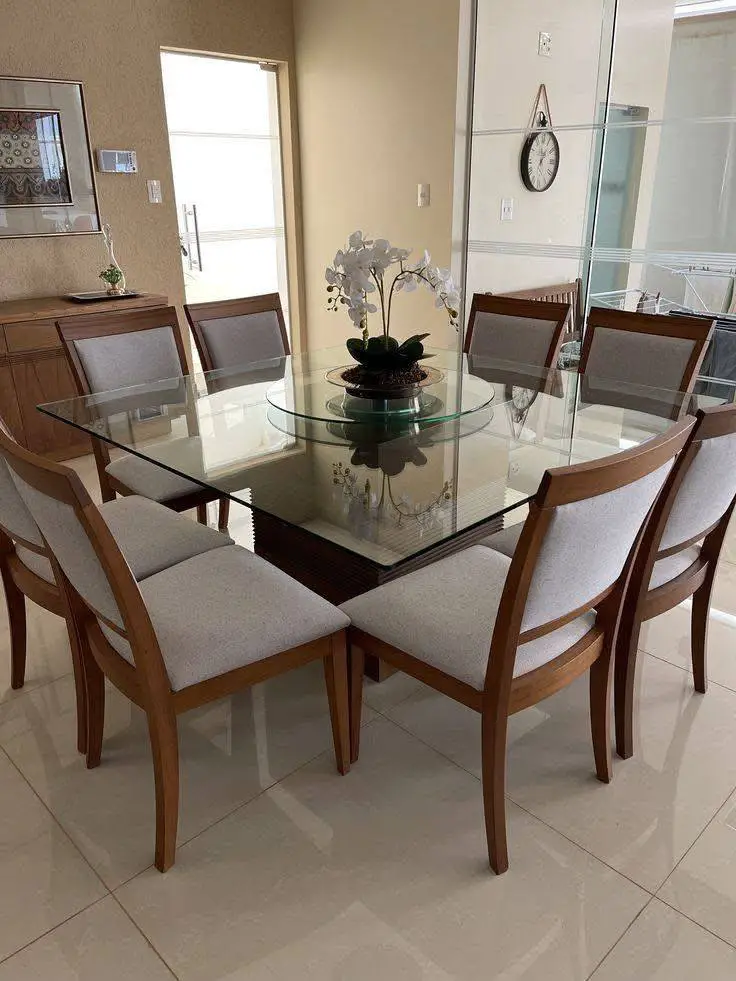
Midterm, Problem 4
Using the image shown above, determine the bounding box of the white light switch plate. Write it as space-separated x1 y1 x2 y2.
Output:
417 183 431 208
147 179 162 204
538 32 552 57
500 197 514 221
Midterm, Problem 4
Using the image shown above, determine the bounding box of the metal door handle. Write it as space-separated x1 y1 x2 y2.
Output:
182 203 203 272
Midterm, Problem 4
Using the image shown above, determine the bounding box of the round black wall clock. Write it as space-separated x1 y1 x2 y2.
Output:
520 111 560 192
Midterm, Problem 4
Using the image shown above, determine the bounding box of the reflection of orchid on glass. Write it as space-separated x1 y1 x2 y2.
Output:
325 231 461 373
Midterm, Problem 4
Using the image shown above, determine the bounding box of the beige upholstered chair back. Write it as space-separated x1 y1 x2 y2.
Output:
0 421 44 548
464 296 569 382
71 324 183 394
584 329 695 392
10 470 124 628
468 312 560 366
520 460 674 633
581 308 714 395
185 294 288 373
660 430 736 552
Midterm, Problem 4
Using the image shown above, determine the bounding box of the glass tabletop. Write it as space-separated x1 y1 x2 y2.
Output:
38 346 722 571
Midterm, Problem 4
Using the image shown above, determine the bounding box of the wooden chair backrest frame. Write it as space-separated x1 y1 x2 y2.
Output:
496 278 582 338
56 306 189 496
580 307 715 396
624 404 736 615
484 418 694 706
184 293 289 374
463 295 571 374
0 431 172 707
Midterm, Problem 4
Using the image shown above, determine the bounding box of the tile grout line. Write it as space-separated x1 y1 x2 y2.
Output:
584 895 658 980
0 668 74 713
369 705 658 898
109 893 180 980
0 742 113 892
0 743 113 968
656 893 736 953
113 712 385 893
0 896 113 970
642 647 736 696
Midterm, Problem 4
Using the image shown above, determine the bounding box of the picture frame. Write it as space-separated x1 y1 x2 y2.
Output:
0 76 101 238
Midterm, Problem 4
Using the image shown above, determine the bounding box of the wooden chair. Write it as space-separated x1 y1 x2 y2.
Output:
0 421 234 754
4 435 351 872
184 293 289 373
343 419 693 874
579 307 715 418
614 403 736 760
465 295 570 362
57 306 229 531
497 278 583 340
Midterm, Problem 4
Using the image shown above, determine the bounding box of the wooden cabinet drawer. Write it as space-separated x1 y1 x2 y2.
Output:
11 352 90 460
5 319 61 354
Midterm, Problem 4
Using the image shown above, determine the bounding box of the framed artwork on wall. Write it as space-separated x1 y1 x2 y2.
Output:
0 76 101 238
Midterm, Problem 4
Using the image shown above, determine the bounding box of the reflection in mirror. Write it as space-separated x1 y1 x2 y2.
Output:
464 0 736 395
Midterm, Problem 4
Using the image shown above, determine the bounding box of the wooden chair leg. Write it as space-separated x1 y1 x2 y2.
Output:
62 615 88 755
218 498 230 533
691 574 715 695
590 644 614 783
83 641 105 769
348 643 365 764
1 564 26 690
323 632 351 776
196 503 208 526
481 703 509 874
147 703 180 873
614 609 643 760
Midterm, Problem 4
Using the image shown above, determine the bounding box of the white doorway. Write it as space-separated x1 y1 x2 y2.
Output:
160 51 289 324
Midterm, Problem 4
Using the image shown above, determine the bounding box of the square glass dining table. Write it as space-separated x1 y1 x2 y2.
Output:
38 345 712 607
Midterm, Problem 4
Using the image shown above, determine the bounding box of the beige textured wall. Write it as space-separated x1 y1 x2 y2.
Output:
467 0 607 297
0 0 295 316
293 0 461 352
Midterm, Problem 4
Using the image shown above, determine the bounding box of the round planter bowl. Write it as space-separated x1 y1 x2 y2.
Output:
326 364 442 400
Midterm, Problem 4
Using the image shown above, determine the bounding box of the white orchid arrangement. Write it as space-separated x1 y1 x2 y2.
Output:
325 231 460 374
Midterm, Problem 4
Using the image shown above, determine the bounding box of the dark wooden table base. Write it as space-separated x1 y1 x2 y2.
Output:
252 511 503 681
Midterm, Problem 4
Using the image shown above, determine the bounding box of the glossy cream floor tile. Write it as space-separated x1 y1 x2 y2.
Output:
639 597 736 694
0 600 73 706
589 899 736 980
117 718 647 981
0 748 105 963
0 897 174 980
657 788 736 946
387 654 736 892
362 669 423 714
0 663 375 889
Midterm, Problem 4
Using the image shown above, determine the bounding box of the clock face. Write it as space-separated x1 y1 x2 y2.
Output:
520 129 560 192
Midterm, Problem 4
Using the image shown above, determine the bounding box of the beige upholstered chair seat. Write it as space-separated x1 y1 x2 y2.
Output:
649 545 702 590
341 546 596 690
106 452 204 502
16 495 231 585
100 545 349 691
482 523 702 592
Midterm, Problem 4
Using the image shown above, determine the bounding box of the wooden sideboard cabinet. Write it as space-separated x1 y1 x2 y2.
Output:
0 293 168 460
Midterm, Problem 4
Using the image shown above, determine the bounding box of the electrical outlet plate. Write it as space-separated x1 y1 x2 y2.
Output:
417 183 431 208
500 198 514 221
147 179 162 204
538 32 552 57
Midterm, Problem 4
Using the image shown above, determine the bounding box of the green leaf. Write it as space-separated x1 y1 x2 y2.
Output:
399 333 431 347
346 337 366 359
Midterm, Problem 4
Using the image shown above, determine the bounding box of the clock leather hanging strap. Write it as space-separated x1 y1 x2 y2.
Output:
526 83 554 133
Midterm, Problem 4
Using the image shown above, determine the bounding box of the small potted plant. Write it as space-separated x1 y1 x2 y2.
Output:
98 224 127 295
99 263 126 295
326 231 460 397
